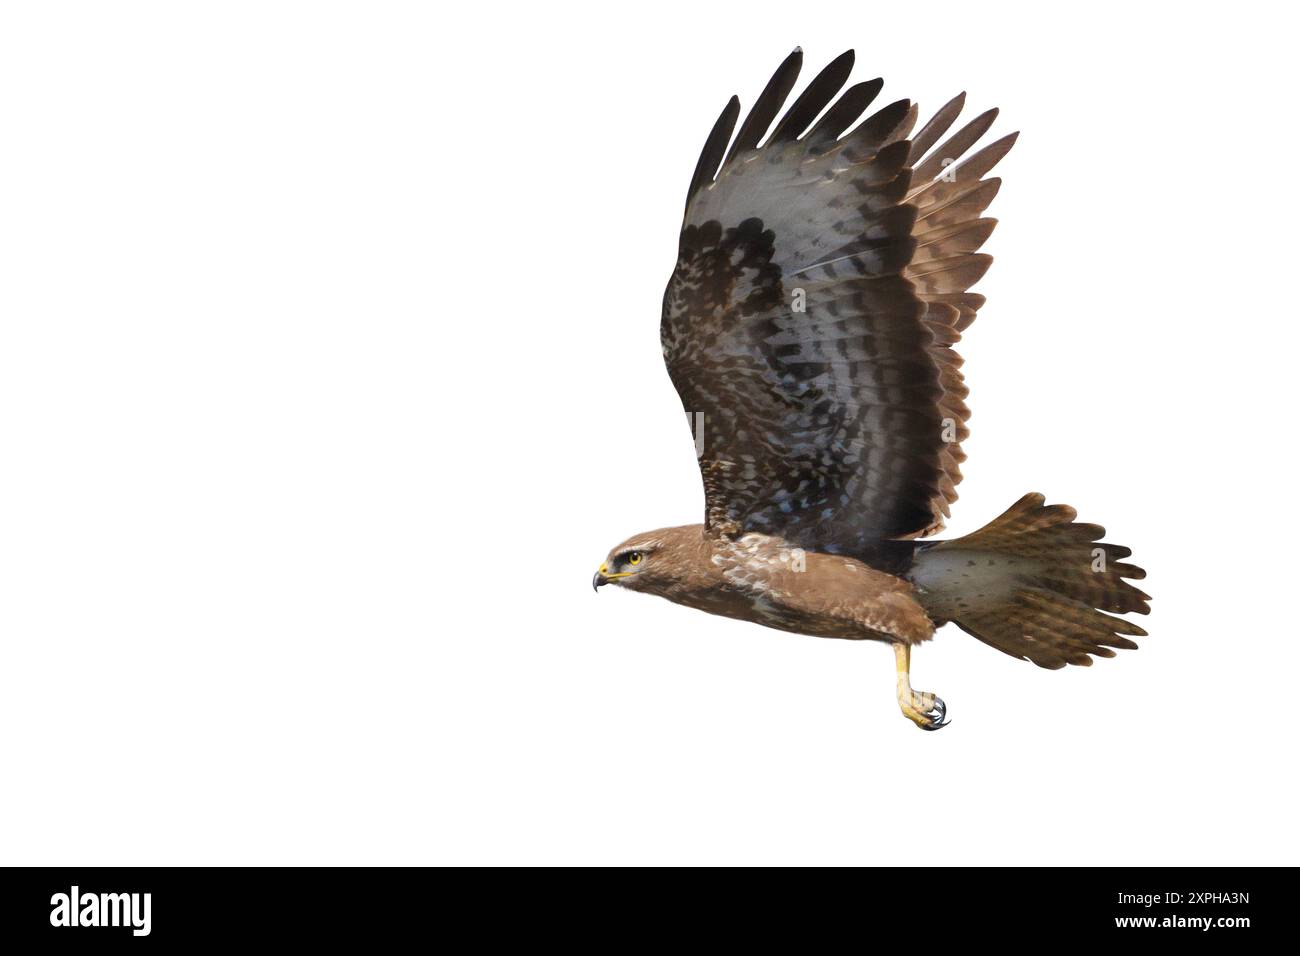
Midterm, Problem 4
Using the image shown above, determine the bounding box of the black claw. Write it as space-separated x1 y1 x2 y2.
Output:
919 695 949 730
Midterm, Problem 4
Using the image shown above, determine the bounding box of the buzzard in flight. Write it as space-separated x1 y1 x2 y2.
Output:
593 49 1149 729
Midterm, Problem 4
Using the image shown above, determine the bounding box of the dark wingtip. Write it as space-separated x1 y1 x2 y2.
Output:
684 94 742 211
768 48 859 144
723 48 804 164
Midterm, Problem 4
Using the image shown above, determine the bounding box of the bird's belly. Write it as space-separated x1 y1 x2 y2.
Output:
671 586 886 642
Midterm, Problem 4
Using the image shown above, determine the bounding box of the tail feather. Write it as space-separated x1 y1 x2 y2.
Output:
909 493 1150 669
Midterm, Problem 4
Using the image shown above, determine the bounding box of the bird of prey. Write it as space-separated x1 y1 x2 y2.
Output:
592 49 1149 729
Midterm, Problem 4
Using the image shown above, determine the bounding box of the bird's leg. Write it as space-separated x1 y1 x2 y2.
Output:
893 642 949 731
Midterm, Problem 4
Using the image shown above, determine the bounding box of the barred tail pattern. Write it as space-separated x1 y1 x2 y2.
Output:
908 493 1150 669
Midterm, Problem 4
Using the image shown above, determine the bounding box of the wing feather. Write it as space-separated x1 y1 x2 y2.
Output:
911 108 1000 183
684 96 740 212
805 79 884 145
768 49 855 143
723 48 803 164
907 92 966 163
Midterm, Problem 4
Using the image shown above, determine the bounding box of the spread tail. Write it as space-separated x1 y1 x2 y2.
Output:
908 493 1150 669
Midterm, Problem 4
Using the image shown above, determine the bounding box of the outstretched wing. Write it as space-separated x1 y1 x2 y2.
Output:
661 49 1014 555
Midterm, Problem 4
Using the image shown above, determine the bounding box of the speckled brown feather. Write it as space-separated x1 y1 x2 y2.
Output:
605 524 934 644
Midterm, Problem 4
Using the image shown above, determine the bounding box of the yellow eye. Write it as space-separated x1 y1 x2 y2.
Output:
627 552 642 566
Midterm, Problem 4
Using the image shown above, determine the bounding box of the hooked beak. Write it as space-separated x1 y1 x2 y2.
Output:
592 562 633 591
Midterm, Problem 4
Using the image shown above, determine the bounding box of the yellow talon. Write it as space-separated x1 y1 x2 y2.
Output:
894 643 949 731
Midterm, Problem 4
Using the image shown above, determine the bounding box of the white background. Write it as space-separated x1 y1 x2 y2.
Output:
2 2 1296 865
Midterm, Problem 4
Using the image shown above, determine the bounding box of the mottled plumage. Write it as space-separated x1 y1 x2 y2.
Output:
596 50 1149 729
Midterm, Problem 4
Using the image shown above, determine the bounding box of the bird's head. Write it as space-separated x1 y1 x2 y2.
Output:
592 526 700 595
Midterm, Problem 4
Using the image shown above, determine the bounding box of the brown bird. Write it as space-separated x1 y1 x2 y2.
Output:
593 49 1150 729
